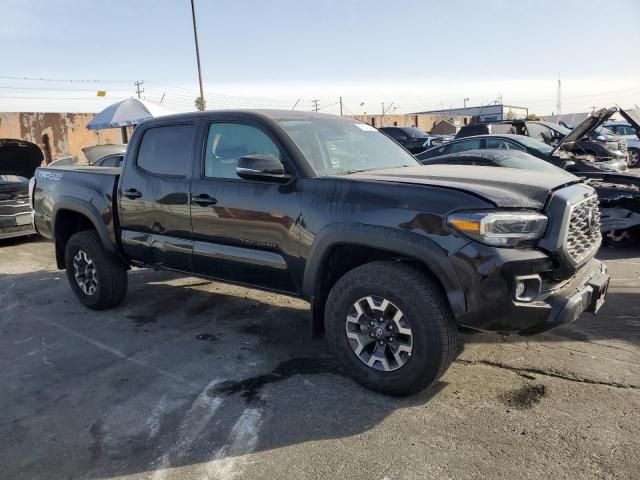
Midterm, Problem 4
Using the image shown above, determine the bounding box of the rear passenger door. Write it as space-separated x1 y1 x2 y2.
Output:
118 122 198 271
188 121 301 294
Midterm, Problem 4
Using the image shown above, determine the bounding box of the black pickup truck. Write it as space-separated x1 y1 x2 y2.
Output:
31 110 609 395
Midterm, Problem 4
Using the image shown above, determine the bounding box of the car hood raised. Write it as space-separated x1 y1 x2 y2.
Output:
553 107 618 154
82 144 126 164
0 139 44 178
618 107 640 140
343 164 580 209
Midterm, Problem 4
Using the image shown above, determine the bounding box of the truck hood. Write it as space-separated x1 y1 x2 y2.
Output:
618 107 640 140
0 139 44 178
552 107 617 154
343 164 580 209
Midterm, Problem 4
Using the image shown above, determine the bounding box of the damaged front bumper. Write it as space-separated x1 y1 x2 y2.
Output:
451 243 609 335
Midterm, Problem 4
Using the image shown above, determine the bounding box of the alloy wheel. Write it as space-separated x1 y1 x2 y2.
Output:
73 250 98 295
345 295 413 372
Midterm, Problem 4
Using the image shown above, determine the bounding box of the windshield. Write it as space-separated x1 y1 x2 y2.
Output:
277 117 420 176
0 175 28 184
511 135 554 154
496 156 565 173
401 127 429 138
539 121 572 136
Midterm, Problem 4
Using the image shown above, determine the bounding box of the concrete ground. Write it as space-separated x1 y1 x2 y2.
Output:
0 237 638 480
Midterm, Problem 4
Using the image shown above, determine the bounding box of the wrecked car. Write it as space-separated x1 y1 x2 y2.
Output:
419 148 640 247
31 110 610 396
0 139 42 240
454 107 629 171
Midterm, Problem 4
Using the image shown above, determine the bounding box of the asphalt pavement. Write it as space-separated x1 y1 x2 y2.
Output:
1 237 638 479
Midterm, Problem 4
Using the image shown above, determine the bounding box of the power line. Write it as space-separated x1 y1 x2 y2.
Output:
0 75 132 83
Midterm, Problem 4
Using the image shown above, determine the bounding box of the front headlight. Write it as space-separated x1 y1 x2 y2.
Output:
447 210 548 247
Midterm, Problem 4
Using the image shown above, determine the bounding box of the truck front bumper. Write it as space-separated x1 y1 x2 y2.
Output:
451 243 609 335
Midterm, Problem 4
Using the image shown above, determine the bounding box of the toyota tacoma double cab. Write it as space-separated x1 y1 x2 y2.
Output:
31 110 609 396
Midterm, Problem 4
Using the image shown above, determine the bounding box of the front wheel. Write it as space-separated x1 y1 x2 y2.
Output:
628 148 639 169
65 230 128 309
605 229 637 248
325 261 458 396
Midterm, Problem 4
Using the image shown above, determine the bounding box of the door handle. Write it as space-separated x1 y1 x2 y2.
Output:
123 188 142 199
191 193 217 206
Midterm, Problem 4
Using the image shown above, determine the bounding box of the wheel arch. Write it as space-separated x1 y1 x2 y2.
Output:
52 199 118 269
303 223 467 336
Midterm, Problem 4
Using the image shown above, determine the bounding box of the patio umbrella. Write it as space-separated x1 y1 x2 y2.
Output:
87 98 178 130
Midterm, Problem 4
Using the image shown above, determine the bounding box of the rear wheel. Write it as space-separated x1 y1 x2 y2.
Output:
325 261 458 396
65 230 128 309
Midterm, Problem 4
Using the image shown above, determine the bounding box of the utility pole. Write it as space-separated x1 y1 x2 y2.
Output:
463 97 469 108
190 0 206 111
134 80 144 99
556 74 562 116
339 96 343 116
312 100 320 112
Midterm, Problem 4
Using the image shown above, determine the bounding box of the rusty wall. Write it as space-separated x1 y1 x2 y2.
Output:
0 112 124 164
348 114 471 132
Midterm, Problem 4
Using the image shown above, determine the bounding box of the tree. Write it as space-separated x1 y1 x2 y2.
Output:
525 113 540 120
194 96 206 111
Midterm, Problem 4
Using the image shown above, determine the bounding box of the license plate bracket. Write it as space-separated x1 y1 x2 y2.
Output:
586 273 609 314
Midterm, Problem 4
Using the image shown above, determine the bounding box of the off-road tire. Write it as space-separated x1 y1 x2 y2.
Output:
65 230 128 309
325 260 458 396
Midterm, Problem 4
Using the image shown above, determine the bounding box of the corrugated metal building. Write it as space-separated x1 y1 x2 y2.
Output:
415 104 529 123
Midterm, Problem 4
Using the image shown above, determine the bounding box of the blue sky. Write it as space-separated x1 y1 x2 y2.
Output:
2 0 639 115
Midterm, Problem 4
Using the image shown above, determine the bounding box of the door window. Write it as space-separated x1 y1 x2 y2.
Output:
204 123 281 179
136 124 195 176
448 138 484 153
486 138 525 150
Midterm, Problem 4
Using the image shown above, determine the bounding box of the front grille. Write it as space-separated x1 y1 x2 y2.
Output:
565 195 601 265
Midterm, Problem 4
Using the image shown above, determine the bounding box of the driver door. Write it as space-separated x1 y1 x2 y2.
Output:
189 121 302 294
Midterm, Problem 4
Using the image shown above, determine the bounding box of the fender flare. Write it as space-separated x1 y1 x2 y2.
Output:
302 223 467 317
52 198 118 256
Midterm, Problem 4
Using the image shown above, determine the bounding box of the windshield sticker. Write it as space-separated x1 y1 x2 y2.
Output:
354 123 377 132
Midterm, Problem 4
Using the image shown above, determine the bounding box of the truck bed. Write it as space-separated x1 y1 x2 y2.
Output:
33 165 121 250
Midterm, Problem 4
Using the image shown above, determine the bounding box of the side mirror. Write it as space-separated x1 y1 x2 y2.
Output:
236 154 291 182
562 160 576 170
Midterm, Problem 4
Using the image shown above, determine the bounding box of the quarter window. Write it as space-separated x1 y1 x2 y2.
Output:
136 124 195 176
204 123 281 179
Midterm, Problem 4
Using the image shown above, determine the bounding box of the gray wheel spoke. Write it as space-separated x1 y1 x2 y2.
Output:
347 330 375 356
367 343 391 371
73 250 98 296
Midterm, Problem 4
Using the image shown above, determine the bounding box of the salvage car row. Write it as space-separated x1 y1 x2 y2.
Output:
413 107 640 247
